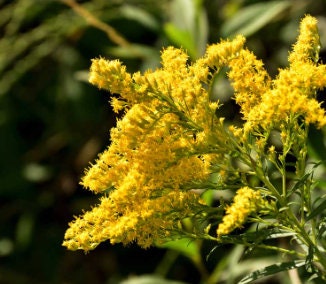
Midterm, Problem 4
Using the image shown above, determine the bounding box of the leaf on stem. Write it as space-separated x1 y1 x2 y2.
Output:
158 238 201 262
238 260 305 284
287 161 322 197
306 198 326 221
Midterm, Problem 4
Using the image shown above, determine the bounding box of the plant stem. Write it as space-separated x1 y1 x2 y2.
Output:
60 0 130 47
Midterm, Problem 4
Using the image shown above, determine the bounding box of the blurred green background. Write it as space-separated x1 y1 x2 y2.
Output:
1 0 326 283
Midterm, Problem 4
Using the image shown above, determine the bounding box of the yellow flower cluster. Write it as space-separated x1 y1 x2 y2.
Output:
63 15 326 251
216 187 266 236
63 39 246 251
227 15 326 133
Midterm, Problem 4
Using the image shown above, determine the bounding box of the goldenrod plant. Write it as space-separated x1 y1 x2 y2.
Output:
63 15 326 282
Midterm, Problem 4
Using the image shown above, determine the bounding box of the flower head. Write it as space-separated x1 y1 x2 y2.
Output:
63 37 247 250
63 15 326 251
227 15 326 132
217 187 265 236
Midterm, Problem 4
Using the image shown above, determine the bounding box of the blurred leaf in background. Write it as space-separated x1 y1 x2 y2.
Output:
1 0 326 283
0 0 168 283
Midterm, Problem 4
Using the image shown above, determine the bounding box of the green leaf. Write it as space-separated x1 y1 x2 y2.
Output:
158 238 200 261
238 260 305 284
266 231 297 240
168 0 195 31
108 44 161 70
164 0 208 58
317 217 326 239
307 199 326 221
305 245 316 273
287 161 321 197
219 228 292 245
288 172 311 196
193 2 208 56
119 5 160 31
201 189 214 206
221 1 291 37
163 23 197 59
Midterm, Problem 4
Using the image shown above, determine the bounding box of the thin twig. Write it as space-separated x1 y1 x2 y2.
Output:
60 0 130 47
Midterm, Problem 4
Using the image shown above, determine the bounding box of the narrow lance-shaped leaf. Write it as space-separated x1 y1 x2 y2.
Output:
307 199 326 221
238 260 306 284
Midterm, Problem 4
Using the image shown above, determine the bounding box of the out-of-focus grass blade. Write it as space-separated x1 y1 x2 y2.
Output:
107 44 161 70
107 44 159 59
119 5 160 31
221 1 291 37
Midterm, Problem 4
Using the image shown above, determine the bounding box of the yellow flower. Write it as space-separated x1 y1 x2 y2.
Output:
227 15 326 132
228 49 271 119
63 190 201 250
204 35 246 68
217 187 263 236
63 15 326 251
64 38 243 250
288 15 320 64
89 58 134 101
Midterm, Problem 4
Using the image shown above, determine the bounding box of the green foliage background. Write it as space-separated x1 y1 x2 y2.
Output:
1 0 326 283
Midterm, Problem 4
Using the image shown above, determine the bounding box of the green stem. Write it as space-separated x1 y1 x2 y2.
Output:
250 143 326 271
219 121 326 272
205 256 228 284
250 243 304 257
155 250 180 277
286 209 326 271
254 165 283 201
